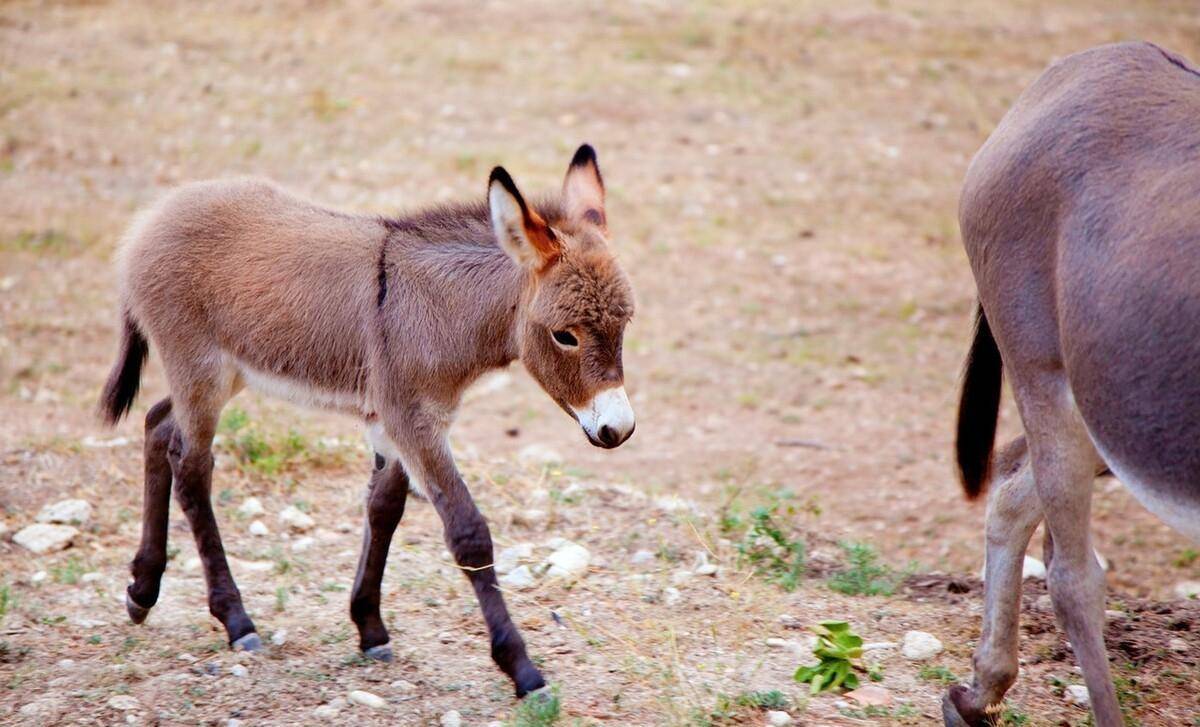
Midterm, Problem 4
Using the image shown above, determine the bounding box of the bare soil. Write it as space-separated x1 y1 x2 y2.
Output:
2 1 1200 724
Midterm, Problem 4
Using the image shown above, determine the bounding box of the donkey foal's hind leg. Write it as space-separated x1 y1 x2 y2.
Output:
169 425 260 650
350 455 410 661
126 398 176 623
945 440 1040 726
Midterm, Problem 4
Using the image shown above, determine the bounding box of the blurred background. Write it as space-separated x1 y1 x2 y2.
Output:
2 1 1199 724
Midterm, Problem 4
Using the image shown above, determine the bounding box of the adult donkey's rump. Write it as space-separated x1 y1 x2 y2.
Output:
947 43 1200 727
99 145 635 697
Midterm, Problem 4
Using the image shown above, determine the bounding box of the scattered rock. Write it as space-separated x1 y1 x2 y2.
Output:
766 710 792 726
37 499 92 525
663 587 681 606
14 523 78 553
271 630 288 646
440 710 462 727
845 684 892 707
1065 684 1090 707
107 695 140 711
1104 610 1125 622
81 435 130 448
692 551 718 576
778 614 802 629
671 570 693 586
237 497 265 518
291 536 315 552
248 520 269 537
31 570 47 583
630 549 656 566
391 679 417 692
495 543 534 574
1175 581 1200 600
544 542 590 579
1035 594 1054 612
438 631 456 644
654 495 700 514
1168 637 1189 653
498 565 536 590
81 572 103 583
313 697 346 720
279 506 315 532
901 630 943 660
348 690 387 709
230 664 248 678
517 444 562 468
513 509 548 527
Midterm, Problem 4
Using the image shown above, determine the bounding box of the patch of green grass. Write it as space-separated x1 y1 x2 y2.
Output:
1173 548 1199 568
274 586 288 612
734 690 788 710
827 541 898 597
735 505 806 591
506 686 560 727
998 706 1030 726
218 407 311 476
51 557 86 585
918 664 958 686
0 583 11 618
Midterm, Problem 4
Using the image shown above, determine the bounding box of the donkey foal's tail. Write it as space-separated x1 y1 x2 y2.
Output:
955 303 1003 499
99 313 149 425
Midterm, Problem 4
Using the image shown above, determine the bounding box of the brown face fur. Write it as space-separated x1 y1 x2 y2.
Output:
521 225 635 414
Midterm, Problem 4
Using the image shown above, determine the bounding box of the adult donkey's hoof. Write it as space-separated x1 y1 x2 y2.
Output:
363 644 393 662
125 589 151 625
232 632 263 652
942 686 996 727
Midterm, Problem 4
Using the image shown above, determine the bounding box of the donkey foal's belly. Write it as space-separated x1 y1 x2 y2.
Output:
234 358 365 414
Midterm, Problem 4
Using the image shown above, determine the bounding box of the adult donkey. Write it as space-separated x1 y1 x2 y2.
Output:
99 145 635 697
947 43 1200 726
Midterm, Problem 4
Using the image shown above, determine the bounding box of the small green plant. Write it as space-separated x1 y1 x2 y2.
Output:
507 686 561 726
0 582 11 618
1174 548 1199 568
827 541 898 596
918 664 958 686
999 706 1030 726
736 505 806 591
51 557 86 585
218 407 310 476
794 620 864 694
275 586 288 612
735 690 788 710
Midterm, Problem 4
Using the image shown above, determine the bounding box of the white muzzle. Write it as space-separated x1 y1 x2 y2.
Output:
571 386 635 448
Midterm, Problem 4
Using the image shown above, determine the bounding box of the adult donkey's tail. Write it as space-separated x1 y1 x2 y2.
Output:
99 313 149 425
956 304 1003 499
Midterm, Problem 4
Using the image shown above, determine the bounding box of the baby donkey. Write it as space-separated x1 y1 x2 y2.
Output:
99 145 636 697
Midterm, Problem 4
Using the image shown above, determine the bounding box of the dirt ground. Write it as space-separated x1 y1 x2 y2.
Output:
2 1 1200 725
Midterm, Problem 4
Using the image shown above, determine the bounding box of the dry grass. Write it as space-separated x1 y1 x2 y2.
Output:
2 0 1200 724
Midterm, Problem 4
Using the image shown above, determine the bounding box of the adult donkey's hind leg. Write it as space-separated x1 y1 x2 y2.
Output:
1024 385 1121 726
945 438 1041 726
126 398 176 623
349 455 410 661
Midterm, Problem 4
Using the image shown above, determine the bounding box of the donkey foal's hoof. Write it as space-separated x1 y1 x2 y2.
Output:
363 644 393 662
232 632 263 652
125 591 151 625
942 687 995 727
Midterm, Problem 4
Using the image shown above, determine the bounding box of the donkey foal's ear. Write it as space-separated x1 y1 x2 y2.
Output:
489 166 560 270
563 144 606 231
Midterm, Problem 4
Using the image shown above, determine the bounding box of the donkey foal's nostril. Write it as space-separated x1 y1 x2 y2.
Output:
598 425 620 447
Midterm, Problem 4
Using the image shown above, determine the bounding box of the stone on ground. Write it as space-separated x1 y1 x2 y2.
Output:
1065 684 1090 707
14 523 78 554
278 505 315 532
248 520 269 536
901 630 943 660
543 541 590 579
440 710 462 727
766 710 792 726
36 499 92 525
237 497 265 517
845 684 892 706
348 690 386 709
1175 581 1200 599
498 564 536 590
107 695 140 711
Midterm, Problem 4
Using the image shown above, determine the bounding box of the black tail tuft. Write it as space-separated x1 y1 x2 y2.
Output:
955 304 1003 499
99 314 148 425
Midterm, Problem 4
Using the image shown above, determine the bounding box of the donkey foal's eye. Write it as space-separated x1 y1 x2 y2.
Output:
552 329 579 348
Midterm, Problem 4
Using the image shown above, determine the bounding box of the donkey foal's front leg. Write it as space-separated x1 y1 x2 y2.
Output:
349 455 410 661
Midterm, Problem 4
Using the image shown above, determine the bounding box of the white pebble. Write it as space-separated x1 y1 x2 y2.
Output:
348 690 387 709
107 695 140 711
498 565 536 590
238 498 265 517
766 710 793 726
271 630 288 646
1065 684 1090 707
291 536 315 552
440 710 462 727
37 499 92 525
901 630 943 660
230 664 248 678
14 524 78 554
543 542 591 579
248 520 269 536
279 506 315 532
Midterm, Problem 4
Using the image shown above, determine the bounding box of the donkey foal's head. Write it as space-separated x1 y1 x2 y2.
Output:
488 145 636 448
